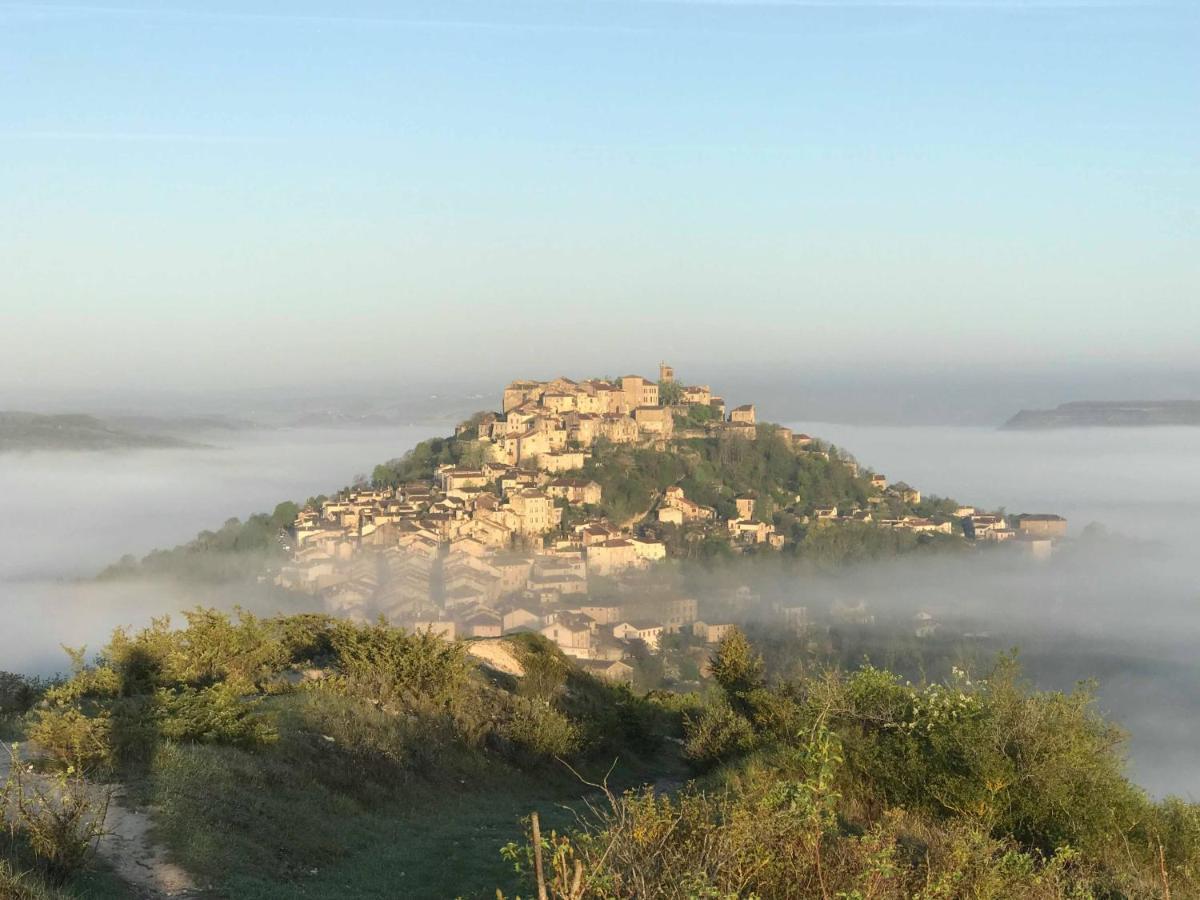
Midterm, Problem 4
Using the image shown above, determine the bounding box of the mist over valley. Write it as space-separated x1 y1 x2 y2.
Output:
0 425 443 674
3 418 1195 798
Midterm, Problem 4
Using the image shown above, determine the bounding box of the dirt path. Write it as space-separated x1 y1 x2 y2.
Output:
99 788 198 898
2 748 199 898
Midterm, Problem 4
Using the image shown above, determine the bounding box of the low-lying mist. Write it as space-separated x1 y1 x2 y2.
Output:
0 577 322 677
786 422 1200 549
1 421 1196 799
0 425 445 581
0 425 441 672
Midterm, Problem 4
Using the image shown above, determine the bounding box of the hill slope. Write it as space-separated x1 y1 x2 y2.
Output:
0 411 200 452
1004 400 1200 429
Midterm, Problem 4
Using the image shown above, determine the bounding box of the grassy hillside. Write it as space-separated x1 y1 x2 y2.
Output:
2 615 1196 898
2 613 682 898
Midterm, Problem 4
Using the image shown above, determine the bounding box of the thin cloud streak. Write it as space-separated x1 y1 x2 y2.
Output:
0 130 269 144
4 0 1164 31
623 0 1162 6
0 3 655 33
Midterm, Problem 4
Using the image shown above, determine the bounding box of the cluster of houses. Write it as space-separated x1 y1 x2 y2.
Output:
477 362 802 465
271 364 769 671
278 489 739 681
275 363 1070 672
656 484 790 547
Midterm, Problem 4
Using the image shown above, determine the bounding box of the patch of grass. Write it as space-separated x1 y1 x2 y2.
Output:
120 685 679 899
138 734 598 899
1 842 133 900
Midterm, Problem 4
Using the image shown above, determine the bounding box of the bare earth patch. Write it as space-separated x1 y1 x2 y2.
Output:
100 790 197 898
467 639 526 677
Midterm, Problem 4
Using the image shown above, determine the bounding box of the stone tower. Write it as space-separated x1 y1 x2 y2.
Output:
659 362 675 383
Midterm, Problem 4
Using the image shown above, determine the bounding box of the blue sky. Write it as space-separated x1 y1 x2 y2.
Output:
1 0 1197 392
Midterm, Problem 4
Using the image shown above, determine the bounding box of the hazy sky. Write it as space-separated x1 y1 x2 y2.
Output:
2 0 1197 392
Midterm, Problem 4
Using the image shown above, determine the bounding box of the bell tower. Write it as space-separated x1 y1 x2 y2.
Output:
659 362 675 384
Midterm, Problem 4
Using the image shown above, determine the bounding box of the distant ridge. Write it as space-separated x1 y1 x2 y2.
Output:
0 411 202 452
1003 401 1200 430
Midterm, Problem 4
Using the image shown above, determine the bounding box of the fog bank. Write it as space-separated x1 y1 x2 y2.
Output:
0 426 440 674
0 425 444 581
788 422 1200 549
1 421 1196 798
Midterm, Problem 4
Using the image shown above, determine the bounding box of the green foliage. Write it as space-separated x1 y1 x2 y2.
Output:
505 642 1196 899
682 700 756 768
584 445 688 524
509 633 573 701
30 610 307 772
501 773 1109 900
506 634 667 762
99 501 298 582
15 612 1196 899
674 402 715 429
915 494 963 519
798 520 922 566
329 620 472 710
579 432 944 568
667 637 1199 899
12 612 687 896
0 673 48 716
370 435 480 487
154 683 277 748
708 628 764 708
819 660 1147 858
495 696 581 762
2 747 110 887
657 379 684 406
28 709 115 772
0 861 51 900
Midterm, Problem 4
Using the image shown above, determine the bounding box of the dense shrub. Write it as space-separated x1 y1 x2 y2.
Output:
23 613 634 790
496 696 581 763
662 633 1200 899
329 621 472 710
28 708 115 772
1 673 48 716
371 435 484 488
501 767 1106 899
682 701 756 768
155 684 277 748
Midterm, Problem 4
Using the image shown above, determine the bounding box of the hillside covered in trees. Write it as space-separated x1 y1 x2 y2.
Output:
0 412 199 453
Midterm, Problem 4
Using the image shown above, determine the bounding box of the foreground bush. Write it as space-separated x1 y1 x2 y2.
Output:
22 612 664 787
1 673 49 717
2 747 110 887
505 782 1102 899
499 630 1197 899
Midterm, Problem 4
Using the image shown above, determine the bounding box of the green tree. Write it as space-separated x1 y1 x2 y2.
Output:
658 380 684 406
709 628 765 702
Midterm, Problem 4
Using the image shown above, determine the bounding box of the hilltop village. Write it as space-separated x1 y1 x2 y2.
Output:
277 365 1068 678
